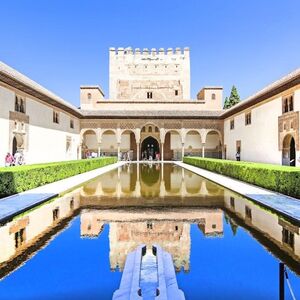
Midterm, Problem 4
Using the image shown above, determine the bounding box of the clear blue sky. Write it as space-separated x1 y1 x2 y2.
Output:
1 0 300 107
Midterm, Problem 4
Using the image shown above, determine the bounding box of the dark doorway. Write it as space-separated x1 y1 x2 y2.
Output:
141 136 160 160
12 136 17 155
290 137 296 166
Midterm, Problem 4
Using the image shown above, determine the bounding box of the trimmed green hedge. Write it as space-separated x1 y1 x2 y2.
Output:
0 157 117 197
183 157 300 198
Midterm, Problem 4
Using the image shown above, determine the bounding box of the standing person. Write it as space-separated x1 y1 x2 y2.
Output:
14 151 21 165
5 153 13 167
235 151 241 161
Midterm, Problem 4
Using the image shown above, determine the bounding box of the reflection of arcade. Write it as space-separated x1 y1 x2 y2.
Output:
80 164 225 206
80 208 224 272
223 191 300 274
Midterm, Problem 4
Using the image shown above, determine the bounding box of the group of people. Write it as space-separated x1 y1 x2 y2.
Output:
5 151 25 166
120 151 131 161
142 150 160 161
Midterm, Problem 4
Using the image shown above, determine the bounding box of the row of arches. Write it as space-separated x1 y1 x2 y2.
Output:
80 125 223 161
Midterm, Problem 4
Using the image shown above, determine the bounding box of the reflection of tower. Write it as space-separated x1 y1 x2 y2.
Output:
198 211 223 237
109 222 190 272
80 211 104 237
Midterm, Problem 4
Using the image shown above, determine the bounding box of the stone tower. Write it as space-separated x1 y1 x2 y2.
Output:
109 47 190 100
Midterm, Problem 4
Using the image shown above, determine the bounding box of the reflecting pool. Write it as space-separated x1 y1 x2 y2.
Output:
0 163 299 299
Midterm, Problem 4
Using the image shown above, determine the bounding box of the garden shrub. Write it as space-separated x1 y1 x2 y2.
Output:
0 157 117 197
183 157 300 198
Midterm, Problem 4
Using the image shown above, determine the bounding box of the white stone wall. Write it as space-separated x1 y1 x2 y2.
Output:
0 86 12 166
224 87 300 166
0 84 80 166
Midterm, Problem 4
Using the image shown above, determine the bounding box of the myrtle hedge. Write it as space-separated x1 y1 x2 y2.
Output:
0 157 117 197
183 157 300 198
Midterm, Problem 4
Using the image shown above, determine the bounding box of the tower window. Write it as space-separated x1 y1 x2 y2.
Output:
70 119 74 129
87 93 92 100
147 92 153 99
175 90 179 96
230 119 234 130
211 93 216 100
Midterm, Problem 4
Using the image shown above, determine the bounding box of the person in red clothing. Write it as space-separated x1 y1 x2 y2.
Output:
5 152 14 166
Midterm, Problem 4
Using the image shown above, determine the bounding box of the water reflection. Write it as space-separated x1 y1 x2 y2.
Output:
0 163 299 290
80 208 223 272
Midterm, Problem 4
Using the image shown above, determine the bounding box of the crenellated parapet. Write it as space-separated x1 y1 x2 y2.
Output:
109 46 191 100
109 47 189 57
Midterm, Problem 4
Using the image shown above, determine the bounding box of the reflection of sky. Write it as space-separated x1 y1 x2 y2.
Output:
0 216 299 299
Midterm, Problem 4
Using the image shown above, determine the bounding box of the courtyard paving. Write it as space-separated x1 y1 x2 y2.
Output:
0 161 125 223
176 161 300 223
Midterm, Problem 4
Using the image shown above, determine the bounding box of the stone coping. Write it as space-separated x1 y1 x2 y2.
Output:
0 161 125 224
176 161 300 223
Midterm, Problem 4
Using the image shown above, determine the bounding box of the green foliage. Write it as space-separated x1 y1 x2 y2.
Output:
183 157 300 198
223 96 229 109
0 157 117 197
224 85 241 109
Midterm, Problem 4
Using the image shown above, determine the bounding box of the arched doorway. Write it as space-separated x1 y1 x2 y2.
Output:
282 134 296 166
12 136 17 155
141 136 160 160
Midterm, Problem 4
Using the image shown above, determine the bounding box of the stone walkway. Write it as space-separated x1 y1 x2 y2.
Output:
0 161 125 223
176 161 300 223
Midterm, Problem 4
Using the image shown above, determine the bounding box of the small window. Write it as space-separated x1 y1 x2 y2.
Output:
283 95 294 113
148 126 152 133
282 228 294 249
15 96 25 113
147 92 153 99
289 96 294 112
245 206 252 220
175 226 178 231
230 119 234 130
155 126 159 132
70 119 74 129
15 228 25 249
70 199 74 210
147 222 153 230
175 90 179 96
53 111 59 124
212 224 216 229
230 197 235 208
211 93 216 100
245 112 251 125
87 93 92 100
53 208 60 221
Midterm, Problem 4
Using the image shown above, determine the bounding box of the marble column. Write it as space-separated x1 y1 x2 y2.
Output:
161 143 164 161
202 143 205 158
136 143 140 161
181 143 185 161
117 143 121 160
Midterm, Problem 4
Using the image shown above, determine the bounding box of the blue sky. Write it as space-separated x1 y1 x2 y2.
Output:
1 0 300 107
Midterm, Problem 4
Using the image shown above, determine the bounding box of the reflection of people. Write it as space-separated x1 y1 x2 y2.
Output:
235 151 240 161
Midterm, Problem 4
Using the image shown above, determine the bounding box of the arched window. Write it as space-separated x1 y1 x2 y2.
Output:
87 93 92 100
148 126 152 133
212 93 216 100
289 96 294 112
20 99 25 113
284 98 289 113
15 96 20 112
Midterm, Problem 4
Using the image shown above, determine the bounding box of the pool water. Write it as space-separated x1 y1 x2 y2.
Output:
0 163 299 299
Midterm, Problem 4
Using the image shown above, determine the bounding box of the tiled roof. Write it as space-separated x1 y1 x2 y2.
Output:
221 68 300 118
80 109 224 118
0 61 81 117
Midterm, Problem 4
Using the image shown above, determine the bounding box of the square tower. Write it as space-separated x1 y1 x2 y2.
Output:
109 47 190 100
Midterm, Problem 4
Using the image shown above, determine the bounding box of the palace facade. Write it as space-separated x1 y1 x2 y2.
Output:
0 47 299 166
